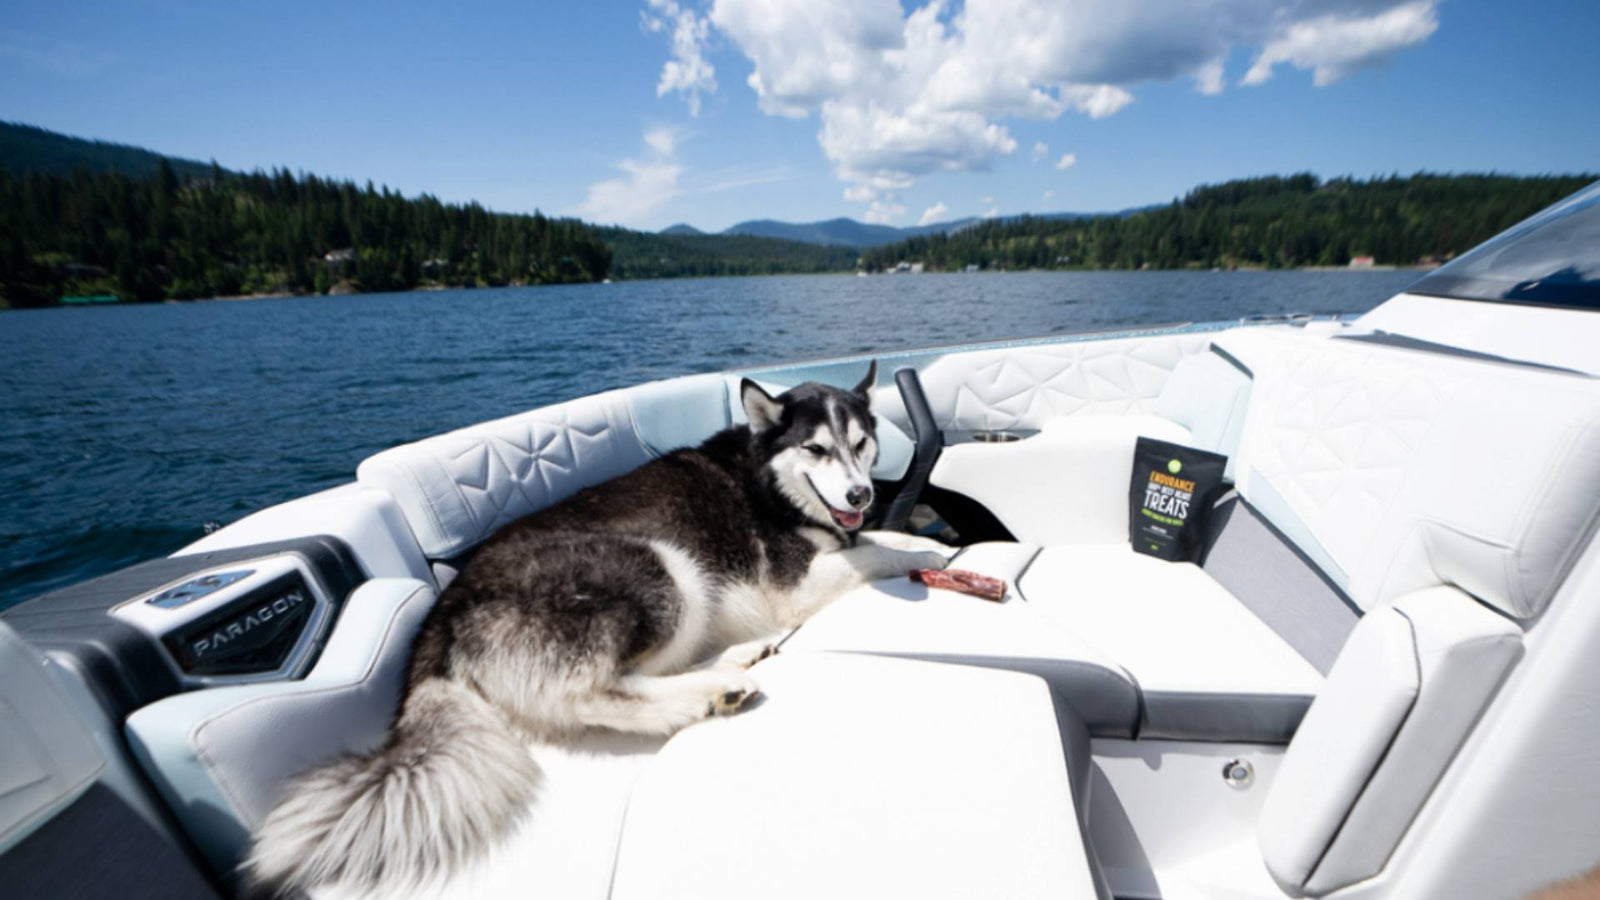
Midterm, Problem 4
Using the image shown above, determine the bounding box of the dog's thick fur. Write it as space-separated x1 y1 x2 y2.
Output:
245 362 951 896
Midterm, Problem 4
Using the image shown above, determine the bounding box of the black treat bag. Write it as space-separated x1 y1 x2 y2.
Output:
1129 437 1228 561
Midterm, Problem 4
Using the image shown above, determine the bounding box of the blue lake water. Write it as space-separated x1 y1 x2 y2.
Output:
0 269 1421 609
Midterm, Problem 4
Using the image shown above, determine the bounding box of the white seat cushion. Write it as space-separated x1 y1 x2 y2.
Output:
1218 328 1600 619
782 549 1142 735
609 652 1101 900
1021 545 1323 741
1259 586 1522 895
929 415 1192 545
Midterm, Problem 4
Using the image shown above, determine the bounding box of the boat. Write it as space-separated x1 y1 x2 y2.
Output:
3 182 1598 900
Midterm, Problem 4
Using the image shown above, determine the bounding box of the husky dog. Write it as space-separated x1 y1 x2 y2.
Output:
246 361 951 897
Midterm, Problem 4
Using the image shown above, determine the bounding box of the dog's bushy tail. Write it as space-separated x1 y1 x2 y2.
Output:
243 677 538 897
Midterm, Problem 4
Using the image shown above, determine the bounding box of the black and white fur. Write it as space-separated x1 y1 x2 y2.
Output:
245 361 951 897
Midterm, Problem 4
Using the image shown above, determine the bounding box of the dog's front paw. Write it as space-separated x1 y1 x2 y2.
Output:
705 673 762 717
716 639 779 670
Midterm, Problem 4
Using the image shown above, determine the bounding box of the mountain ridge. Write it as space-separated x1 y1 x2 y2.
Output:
685 208 1157 248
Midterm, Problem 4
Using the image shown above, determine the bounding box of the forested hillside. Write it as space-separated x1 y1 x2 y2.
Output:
0 162 613 306
860 173 1597 272
0 121 862 306
4 117 1595 308
602 227 858 278
0 120 215 181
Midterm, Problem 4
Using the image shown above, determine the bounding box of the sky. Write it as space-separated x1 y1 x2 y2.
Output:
2 0 1597 232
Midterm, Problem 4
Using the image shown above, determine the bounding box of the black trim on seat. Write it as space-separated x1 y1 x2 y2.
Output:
880 367 942 532
1209 343 1254 378
1335 331 1588 376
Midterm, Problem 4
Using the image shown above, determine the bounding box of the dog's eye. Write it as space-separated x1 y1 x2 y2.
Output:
854 438 868 455
803 444 827 457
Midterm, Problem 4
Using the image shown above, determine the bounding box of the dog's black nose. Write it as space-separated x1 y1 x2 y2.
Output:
846 485 873 509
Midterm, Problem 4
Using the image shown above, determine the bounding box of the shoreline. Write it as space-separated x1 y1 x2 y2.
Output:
6 265 1434 310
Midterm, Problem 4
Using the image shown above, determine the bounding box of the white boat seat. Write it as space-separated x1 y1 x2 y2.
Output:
1020 544 1323 740
124 578 437 879
357 370 915 564
1258 586 1522 895
1216 327 1600 621
782 546 1144 736
786 541 1322 743
609 652 1106 900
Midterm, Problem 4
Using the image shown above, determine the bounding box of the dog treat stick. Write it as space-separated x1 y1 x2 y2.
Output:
909 568 1007 602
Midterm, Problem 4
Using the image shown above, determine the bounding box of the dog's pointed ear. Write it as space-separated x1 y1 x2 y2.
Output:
740 379 784 433
852 360 878 398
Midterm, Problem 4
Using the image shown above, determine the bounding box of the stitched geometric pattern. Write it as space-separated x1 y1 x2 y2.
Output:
1247 345 1448 589
911 332 1215 431
359 392 651 556
1227 330 1600 617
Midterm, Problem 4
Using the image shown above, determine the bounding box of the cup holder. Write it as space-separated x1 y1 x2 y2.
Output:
972 430 1022 443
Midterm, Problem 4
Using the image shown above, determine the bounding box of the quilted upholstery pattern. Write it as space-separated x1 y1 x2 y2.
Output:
357 390 652 558
1221 329 1600 618
874 332 1215 433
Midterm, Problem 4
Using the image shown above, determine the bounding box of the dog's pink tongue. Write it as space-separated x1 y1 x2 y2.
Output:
835 509 864 529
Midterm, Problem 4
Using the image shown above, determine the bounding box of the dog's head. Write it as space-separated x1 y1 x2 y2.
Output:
741 361 879 532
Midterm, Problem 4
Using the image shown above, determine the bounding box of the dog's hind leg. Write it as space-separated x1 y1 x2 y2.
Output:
571 668 760 735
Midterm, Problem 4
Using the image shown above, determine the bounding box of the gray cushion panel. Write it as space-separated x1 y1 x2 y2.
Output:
1139 691 1313 745
1201 497 1360 675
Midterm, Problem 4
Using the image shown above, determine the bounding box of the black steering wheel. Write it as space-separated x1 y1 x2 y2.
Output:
879 367 942 532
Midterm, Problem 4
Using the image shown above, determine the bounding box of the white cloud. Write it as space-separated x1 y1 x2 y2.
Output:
918 201 949 226
981 205 1000 219
1042 189 1054 200
1031 141 1049 162
644 126 679 155
1054 152 1078 171
643 0 717 115
1058 83 1136 118
981 194 995 205
572 129 683 226
1242 1 1439 87
647 0 1441 218
1193 58 1227 96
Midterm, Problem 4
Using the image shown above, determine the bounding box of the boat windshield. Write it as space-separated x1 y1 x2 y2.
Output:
1409 180 1600 310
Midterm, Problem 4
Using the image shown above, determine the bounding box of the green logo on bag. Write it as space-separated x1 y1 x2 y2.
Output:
1167 459 1183 474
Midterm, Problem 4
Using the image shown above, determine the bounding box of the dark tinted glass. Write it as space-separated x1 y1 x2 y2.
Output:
1410 181 1600 309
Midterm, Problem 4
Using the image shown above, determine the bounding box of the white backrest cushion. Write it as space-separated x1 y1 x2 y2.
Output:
1220 329 1600 618
625 373 730 456
1259 586 1522 895
357 390 652 558
1154 349 1252 478
869 331 1216 434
